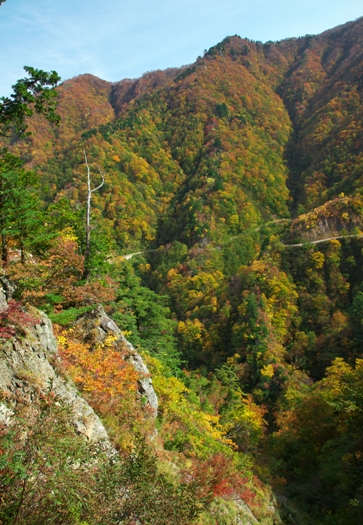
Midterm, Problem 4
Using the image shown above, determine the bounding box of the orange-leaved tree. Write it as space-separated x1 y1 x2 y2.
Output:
56 328 150 448
57 330 138 408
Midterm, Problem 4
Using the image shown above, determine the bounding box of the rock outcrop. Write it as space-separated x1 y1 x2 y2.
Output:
74 305 158 415
0 284 158 444
0 307 110 443
285 196 363 244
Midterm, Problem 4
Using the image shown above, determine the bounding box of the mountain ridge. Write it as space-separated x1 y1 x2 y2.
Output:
2 15 363 524
12 15 363 238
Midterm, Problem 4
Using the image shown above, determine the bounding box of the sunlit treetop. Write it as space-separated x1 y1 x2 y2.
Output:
0 66 60 137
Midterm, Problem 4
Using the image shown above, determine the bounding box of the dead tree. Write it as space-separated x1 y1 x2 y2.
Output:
84 150 105 280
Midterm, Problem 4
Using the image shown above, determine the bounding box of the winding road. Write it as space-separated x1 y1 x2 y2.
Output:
283 233 363 248
120 228 363 260
122 249 156 260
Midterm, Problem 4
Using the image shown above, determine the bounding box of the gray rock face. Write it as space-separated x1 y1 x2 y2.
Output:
74 305 158 415
0 288 7 311
0 299 109 444
0 290 158 447
0 275 14 309
235 499 260 525
285 198 363 244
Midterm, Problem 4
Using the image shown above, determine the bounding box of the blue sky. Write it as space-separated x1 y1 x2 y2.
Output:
0 0 362 96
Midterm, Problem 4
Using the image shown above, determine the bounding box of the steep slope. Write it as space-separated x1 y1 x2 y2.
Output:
0 277 284 525
0 278 157 439
271 18 363 209
3 16 363 524
6 16 363 253
15 39 293 248
12 74 115 167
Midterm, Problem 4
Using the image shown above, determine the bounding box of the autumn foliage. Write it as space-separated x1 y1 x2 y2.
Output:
57 330 138 415
3 15 363 524
0 299 39 339
7 232 117 309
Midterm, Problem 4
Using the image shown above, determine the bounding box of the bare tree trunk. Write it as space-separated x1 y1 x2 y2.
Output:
0 178 7 265
83 150 104 280
85 152 92 268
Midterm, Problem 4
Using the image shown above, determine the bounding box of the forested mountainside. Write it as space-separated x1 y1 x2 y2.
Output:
2 15 363 525
10 16 363 245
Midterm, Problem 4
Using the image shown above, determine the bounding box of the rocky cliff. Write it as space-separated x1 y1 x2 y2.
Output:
0 280 157 441
73 304 158 415
285 196 363 243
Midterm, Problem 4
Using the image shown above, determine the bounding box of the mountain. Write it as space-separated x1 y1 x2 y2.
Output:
7 16 363 251
2 15 363 525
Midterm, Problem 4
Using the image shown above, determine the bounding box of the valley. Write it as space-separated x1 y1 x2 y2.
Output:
1 14 363 525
